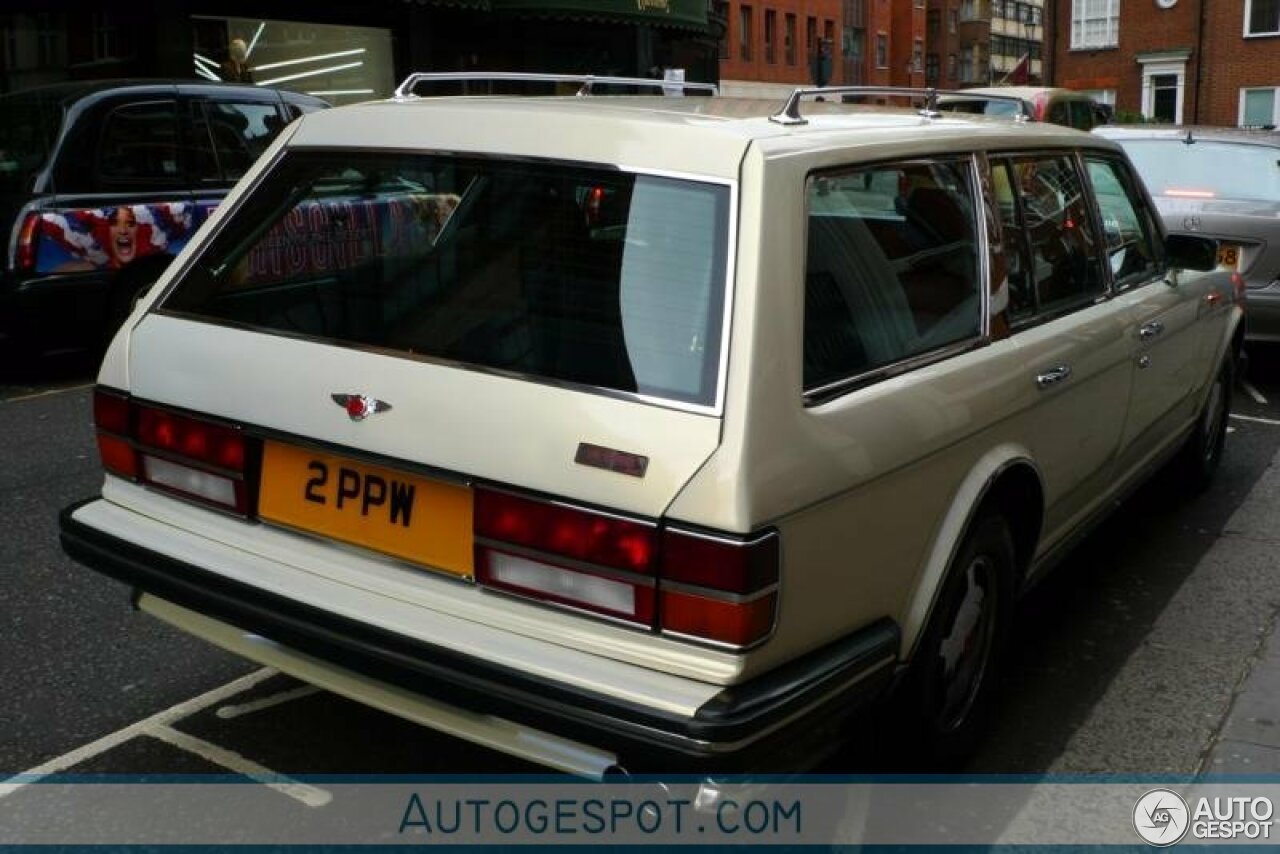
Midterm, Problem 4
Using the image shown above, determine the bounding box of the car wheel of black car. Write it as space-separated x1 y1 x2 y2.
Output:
896 511 1015 768
101 257 170 351
1175 356 1232 492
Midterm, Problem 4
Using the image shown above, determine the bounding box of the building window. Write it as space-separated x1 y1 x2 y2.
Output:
950 9 958 33
926 52 940 83
1247 0 1280 35
1242 88 1279 127
807 16 817 59
785 13 797 65
739 5 753 61
912 39 923 74
1138 54 1188 124
765 9 776 63
876 33 888 68
1071 0 1120 49
948 53 957 80
92 12 120 60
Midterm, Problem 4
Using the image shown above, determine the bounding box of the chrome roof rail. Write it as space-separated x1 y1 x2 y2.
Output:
394 71 718 99
768 86 1028 126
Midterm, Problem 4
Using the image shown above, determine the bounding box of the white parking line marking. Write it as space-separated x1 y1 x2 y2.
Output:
216 685 320 719
1241 380 1269 405
0 668 277 800
148 725 332 808
3 382 94 403
1230 413 1280 427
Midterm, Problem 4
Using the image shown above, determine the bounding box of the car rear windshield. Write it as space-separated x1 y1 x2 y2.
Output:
0 93 62 190
1120 139 1280 203
161 151 732 408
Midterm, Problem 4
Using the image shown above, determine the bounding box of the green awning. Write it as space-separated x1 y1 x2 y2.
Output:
490 0 708 30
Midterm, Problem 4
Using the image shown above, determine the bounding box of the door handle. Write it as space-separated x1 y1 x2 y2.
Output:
1036 364 1072 390
1138 321 1165 340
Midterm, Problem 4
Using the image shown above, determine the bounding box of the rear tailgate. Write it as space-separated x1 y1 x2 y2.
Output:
126 313 722 521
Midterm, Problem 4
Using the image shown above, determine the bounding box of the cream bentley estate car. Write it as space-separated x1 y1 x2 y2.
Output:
61 76 1241 774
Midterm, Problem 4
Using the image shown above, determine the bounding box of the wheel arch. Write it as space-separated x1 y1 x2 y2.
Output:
900 446 1043 658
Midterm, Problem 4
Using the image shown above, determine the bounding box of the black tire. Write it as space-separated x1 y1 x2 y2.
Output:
896 511 1015 768
1175 355 1232 492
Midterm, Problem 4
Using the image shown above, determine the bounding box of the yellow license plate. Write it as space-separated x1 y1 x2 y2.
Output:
258 441 473 578
1218 244 1240 270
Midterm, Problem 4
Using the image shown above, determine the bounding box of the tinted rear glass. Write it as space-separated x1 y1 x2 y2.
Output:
1120 139 1280 203
0 94 62 190
161 151 731 407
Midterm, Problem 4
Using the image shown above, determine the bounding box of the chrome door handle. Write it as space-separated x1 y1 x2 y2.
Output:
1036 364 1072 389
1139 321 1165 340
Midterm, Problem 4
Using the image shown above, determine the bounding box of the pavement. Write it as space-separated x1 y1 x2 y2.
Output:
1202 446 1280 775
1039 436 1280 776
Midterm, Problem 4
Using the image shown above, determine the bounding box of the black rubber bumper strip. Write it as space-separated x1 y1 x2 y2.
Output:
59 497 899 769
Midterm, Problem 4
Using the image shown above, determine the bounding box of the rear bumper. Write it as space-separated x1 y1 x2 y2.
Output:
60 496 899 774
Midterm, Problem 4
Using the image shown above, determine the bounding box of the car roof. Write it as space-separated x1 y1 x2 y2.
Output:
290 94 1119 180
0 78 325 107
1096 124 1280 146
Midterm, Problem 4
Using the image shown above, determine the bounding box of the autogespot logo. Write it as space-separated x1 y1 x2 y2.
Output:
1134 789 1190 847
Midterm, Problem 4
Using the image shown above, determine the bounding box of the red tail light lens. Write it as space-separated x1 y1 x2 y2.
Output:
661 589 778 647
662 529 779 593
136 408 246 472
93 389 136 480
92 388 253 516
14 212 40 272
475 489 655 574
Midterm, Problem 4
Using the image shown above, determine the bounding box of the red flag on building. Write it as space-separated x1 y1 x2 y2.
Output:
1003 53 1030 85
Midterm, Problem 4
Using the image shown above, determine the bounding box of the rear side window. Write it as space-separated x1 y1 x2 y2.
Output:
804 158 982 393
189 101 286 183
0 93 61 191
991 154 1106 324
161 152 730 407
97 101 180 183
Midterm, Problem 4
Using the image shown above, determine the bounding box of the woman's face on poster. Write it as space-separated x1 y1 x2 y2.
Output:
108 207 138 265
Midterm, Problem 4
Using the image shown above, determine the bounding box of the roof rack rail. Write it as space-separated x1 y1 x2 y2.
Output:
768 86 1027 126
394 71 718 99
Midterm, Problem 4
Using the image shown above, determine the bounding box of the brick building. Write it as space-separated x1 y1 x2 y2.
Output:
1052 0 1280 127
718 0 925 98
924 1 1045 90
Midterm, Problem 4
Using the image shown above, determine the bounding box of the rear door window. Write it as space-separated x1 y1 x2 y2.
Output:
804 157 982 394
991 153 1107 325
189 100 287 184
97 100 182 186
160 151 731 408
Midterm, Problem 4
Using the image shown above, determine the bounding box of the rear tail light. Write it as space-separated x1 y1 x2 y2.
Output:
474 487 779 648
475 489 657 627
92 387 254 516
14 212 40 272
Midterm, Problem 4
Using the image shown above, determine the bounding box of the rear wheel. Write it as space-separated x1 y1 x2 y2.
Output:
896 511 1015 767
1175 356 1232 492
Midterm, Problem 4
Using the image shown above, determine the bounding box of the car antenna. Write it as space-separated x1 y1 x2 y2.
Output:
1182 129 1196 145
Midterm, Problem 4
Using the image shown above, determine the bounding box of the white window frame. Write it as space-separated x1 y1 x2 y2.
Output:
1139 54 1188 124
1245 0 1280 37
1240 87 1280 127
1071 0 1120 49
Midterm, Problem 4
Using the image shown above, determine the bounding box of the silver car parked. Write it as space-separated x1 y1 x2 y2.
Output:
1095 125 1278 343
